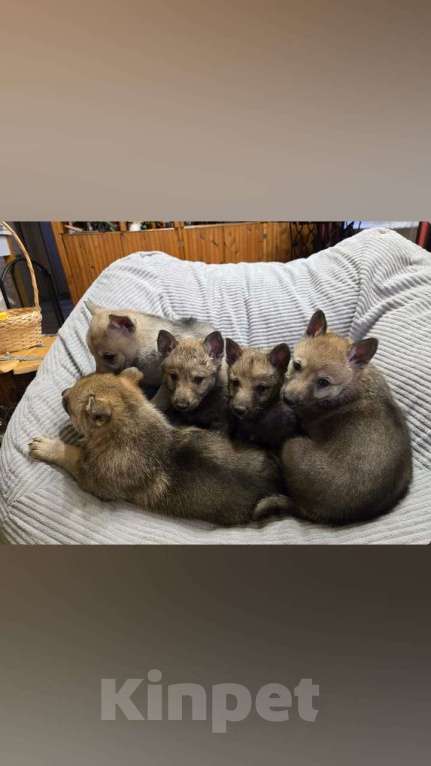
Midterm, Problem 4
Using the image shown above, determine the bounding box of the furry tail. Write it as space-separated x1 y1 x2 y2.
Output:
252 494 293 525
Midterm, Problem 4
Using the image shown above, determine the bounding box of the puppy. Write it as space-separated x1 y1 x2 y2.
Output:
157 329 228 430
29 370 288 526
225 339 297 449
86 302 214 386
280 310 413 525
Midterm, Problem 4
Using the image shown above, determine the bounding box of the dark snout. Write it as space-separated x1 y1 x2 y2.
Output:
231 404 249 419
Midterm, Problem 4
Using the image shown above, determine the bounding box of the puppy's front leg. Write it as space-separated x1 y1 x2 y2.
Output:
29 436 81 481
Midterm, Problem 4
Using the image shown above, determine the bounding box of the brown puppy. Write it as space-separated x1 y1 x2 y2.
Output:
225 339 297 449
280 310 413 524
157 329 228 430
29 370 287 526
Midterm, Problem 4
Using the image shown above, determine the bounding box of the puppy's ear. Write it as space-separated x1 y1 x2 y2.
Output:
120 367 144 385
157 330 177 356
268 343 290 372
108 314 136 334
347 338 378 367
225 338 242 366
85 394 112 426
306 310 327 338
203 331 224 360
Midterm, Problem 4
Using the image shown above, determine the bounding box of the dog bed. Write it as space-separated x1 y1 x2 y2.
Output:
1 227 430 544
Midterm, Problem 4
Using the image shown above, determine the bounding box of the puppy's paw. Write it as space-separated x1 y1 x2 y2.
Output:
29 436 63 463
120 367 144 384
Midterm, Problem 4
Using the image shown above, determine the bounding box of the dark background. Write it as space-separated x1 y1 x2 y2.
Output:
1 547 429 764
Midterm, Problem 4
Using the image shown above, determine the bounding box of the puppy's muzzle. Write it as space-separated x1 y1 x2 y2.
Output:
174 400 192 411
232 404 248 418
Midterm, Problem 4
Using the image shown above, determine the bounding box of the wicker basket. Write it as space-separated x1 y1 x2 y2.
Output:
0 221 42 354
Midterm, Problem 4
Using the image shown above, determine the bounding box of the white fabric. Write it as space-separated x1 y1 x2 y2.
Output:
1 227 430 544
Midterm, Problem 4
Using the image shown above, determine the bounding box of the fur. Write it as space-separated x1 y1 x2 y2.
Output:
157 330 229 430
29 369 288 526
226 339 297 449
86 302 214 388
280 310 413 524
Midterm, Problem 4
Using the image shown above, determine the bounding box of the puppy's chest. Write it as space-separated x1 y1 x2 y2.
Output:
300 405 364 442
169 386 229 430
231 402 297 449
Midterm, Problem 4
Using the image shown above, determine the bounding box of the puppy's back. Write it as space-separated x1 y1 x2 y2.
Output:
165 427 284 525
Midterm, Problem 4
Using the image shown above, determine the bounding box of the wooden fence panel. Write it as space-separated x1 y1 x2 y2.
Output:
223 222 264 263
182 225 225 263
62 232 124 302
53 222 304 304
121 228 181 259
265 221 292 261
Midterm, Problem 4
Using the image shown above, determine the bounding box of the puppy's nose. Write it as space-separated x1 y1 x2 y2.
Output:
233 404 247 416
282 393 296 406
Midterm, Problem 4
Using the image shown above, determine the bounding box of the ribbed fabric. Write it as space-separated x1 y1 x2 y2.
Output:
1 227 430 544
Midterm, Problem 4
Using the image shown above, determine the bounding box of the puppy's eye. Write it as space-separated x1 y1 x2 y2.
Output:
103 353 115 362
170 372 178 383
293 360 302 372
256 384 269 395
193 376 205 385
231 379 240 389
316 377 331 388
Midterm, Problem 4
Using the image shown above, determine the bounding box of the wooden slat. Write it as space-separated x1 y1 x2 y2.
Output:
51 221 80 304
173 221 187 259
121 228 181 259
223 222 264 263
265 221 292 261
0 335 56 375
62 232 124 301
183 225 225 263
53 222 306 303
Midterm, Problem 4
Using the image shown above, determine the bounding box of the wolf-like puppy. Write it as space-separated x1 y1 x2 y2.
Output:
157 329 228 430
225 339 297 449
29 370 287 526
86 303 214 386
280 309 413 525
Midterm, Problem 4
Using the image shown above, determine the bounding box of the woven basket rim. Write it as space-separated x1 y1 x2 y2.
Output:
0 306 41 317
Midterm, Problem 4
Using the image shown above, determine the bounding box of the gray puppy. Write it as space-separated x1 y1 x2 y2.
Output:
157 329 229 430
225 338 297 449
280 310 413 525
29 369 288 526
